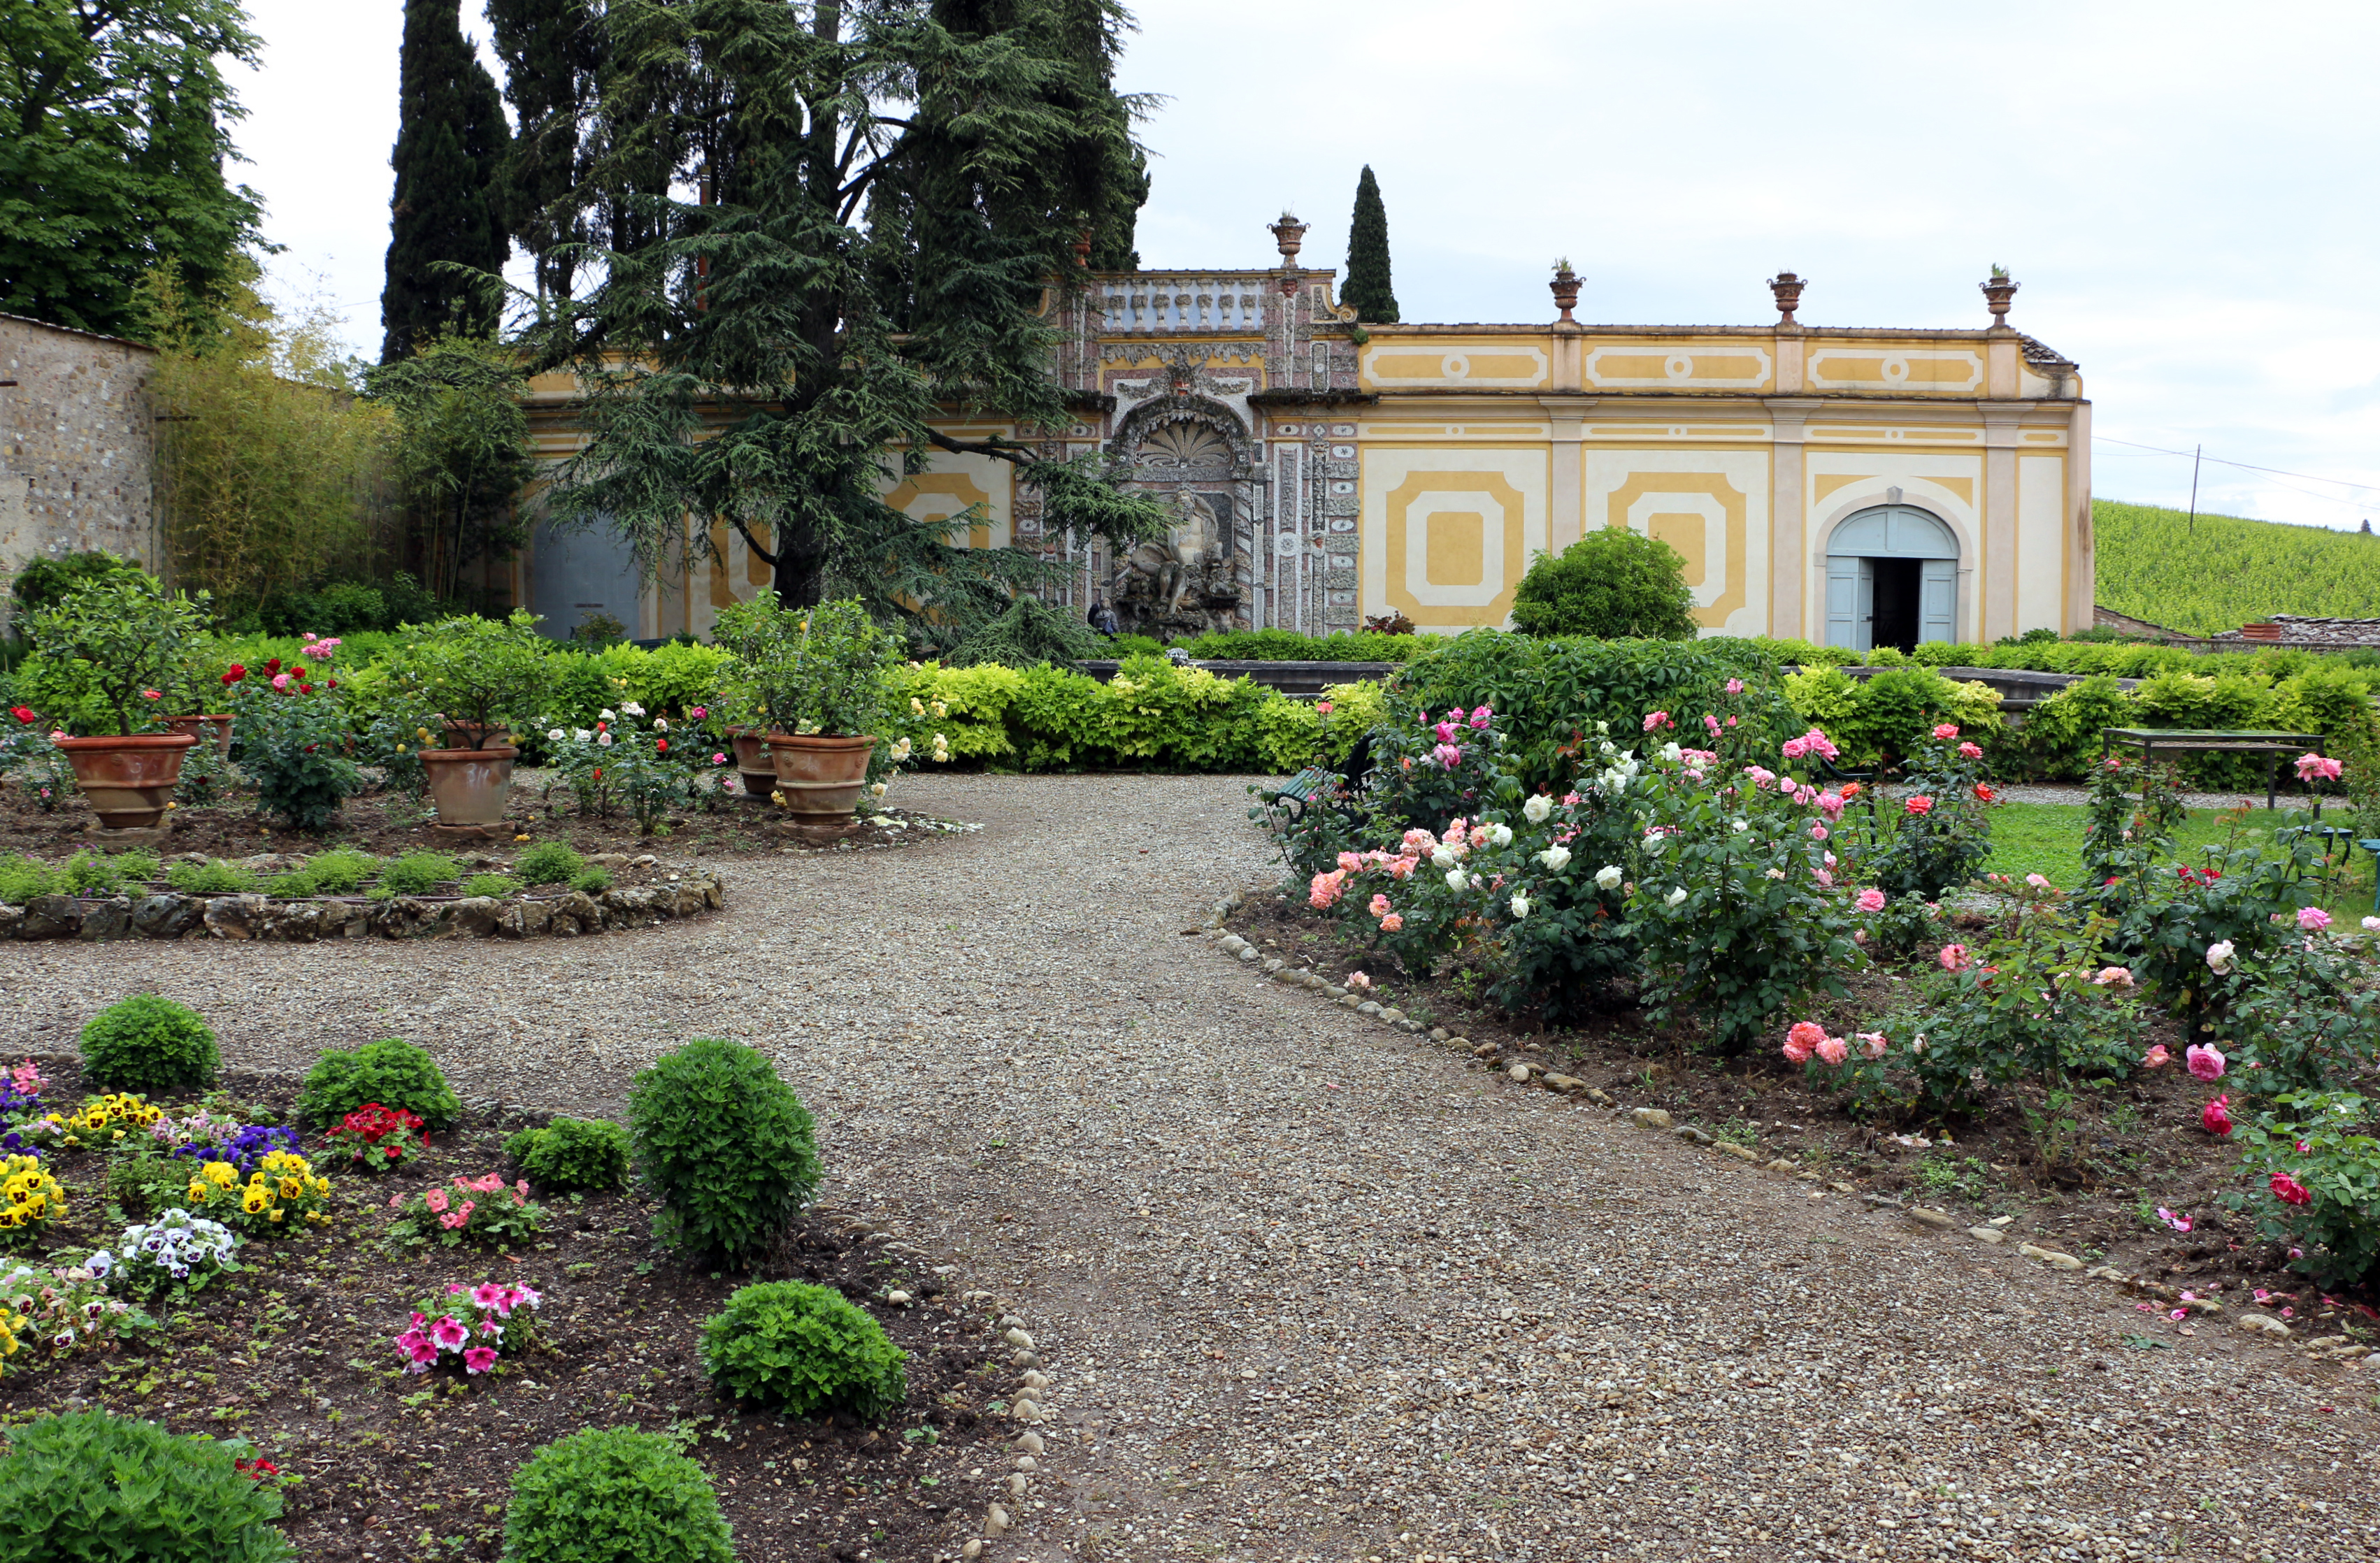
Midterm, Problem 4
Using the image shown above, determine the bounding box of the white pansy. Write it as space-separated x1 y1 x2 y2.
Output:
1510 894 1532 919
1445 868 1468 891
1486 823 1513 847
1594 865 1623 890
1665 887 1688 907
1523 795 1554 824
1537 845 1572 872
620 701 645 716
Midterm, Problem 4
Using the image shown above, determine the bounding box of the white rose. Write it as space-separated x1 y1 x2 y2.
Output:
1594 865 1623 890
598 709 616 721
2365 916 2380 933
1431 846 1456 868
1510 894 1532 919
891 737 912 760
2205 940 2237 974
572 728 592 742
621 701 645 716
1445 868 1468 891
1487 823 1513 847
1538 845 1572 872
1523 795 1554 824
1665 887 1688 907
1660 742 1682 763
654 717 669 732
597 732 613 748
1730 818 1748 833
546 728 565 742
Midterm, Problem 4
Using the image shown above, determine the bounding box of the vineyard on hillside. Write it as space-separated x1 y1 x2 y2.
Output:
2093 500 2380 635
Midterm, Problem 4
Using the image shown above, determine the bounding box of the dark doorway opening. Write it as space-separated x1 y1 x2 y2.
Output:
1870 556 1922 655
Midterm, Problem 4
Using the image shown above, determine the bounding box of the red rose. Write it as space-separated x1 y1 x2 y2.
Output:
7 706 29 724
262 658 280 674
289 665 307 679
656 738 668 752
325 679 337 691
298 683 313 693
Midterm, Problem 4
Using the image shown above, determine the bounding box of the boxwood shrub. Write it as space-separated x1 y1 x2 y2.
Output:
501 1427 732 1563
296 1036 460 1130
698 1281 908 1420
506 1116 631 1194
0 1409 292 1562
626 1037 819 1262
79 994 220 1095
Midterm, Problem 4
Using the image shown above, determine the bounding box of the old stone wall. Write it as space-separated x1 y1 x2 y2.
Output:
0 312 159 622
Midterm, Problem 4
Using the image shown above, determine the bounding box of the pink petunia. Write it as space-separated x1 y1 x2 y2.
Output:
2185 1043 2226 1081
464 1346 499 1374
430 1315 470 1350
424 1188 449 1214
472 1282 506 1310
1815 1035 1849 1066
1856 888 1886 913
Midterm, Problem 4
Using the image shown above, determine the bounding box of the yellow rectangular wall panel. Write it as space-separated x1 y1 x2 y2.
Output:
1582 449 1771 638
1359 341 1550 391
2016 454 2066 633
1360 447 1549 631
1580 344 1775 391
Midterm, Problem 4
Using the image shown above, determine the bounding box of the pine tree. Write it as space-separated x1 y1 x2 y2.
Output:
532 0 1168 640
380 0 511 362
1342 164 1398 323
487 0 601 303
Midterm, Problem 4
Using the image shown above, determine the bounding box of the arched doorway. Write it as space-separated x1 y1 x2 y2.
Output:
1823 504 1959 654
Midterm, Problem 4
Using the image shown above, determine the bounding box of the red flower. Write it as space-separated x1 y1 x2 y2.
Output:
298 683 313 694
262 658 281 675
325 679 338 691
2202 1094 2233 1137
656 738 668 753
1904 795 1935 816
2271 1171 2313 1207
234 1457 278 1478
289 665 307 680
7 706 30 724
1973 784 1995 802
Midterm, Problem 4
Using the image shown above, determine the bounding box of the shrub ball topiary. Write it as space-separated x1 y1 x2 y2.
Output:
626 1037 819 1262
296 1036 461 1131
0 1408 292 1562
79 995 220 1095
698 1281 909 1420
505 1116 631 1194
1508 526 1700 640
501 1427 733 1563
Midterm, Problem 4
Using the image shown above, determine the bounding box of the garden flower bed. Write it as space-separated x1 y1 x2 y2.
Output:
0 1058 1030 1562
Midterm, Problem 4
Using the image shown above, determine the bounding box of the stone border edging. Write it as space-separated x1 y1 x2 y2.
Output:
1201 890 2378 1370
0 872 726 942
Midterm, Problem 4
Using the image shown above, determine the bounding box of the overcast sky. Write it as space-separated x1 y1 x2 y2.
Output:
239 0 2380 529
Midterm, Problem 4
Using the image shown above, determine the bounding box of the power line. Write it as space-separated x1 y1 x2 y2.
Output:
2093 435 2380 497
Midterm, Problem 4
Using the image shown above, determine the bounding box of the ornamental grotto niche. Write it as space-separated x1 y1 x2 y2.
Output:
1106 384 1259 638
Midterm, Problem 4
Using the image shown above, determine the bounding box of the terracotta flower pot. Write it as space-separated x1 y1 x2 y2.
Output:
726 726 780 806
764 733 876 822
166 714 235 757
419 745 519 826
57 733 197 830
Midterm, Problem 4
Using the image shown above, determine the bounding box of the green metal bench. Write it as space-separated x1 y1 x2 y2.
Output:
1259 765 1341 825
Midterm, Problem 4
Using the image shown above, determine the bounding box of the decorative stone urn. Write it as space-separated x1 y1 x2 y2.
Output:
57 733 196 830
1550 262 1581 322
764 733 877 823
1769 272 1807 326
1981 273 2019 326
1267 215 1307 264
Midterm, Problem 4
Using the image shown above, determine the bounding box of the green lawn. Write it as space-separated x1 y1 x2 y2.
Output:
1984 801 2372 921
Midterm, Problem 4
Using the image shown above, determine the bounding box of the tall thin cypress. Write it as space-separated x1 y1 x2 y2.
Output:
380 0 512 362
487 0 604 303
1342 164 1398 323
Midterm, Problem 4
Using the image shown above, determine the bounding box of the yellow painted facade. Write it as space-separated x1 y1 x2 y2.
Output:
516 229 2088 654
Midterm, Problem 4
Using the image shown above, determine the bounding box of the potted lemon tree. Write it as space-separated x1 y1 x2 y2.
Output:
410 612 547 827
715 596 895 823
18 574 211 830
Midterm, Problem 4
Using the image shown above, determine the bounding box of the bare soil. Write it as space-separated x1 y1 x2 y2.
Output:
0 1059 1019 1563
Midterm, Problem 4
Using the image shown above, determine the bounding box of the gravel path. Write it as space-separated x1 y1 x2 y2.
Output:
5 774 2377 1562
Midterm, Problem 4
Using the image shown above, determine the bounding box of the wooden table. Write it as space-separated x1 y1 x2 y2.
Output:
2099 728 2328 815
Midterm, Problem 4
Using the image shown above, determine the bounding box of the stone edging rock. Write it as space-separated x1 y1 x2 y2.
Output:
1203 888 2379 1369
0 872 726 943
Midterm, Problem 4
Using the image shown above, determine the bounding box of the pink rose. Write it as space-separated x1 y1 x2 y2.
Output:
2297 907 2332 932
2092 967 2135 988
2270 1172 2312 1207
1858 1031 1888 1060
1904 795 1935 816
2201 1095 2232 1137
1932 723 1959 740
1856 888 1886 913
1815 1035 1849 1066
1937 943 1970 972
2185 1042 2226 1081
1783 1021 1826 1064
1957 742 1982 759
1368 893 1391 919
1380 913 1404 932
1643 711 1672 732
1725 678 1744 695
2142 1044 2170 1068
424 1188 449 1214
271 672 292 691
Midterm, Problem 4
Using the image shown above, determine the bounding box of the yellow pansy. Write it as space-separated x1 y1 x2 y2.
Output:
278 1177 301 1198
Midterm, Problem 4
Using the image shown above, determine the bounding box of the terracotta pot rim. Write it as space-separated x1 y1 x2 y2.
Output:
55 733 199 750
417 745 522 762
761 731 876 748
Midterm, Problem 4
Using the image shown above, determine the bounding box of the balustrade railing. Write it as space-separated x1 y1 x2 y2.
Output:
1098 275 1273 333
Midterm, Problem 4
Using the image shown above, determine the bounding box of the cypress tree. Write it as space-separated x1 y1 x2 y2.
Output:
380 0 511 362
488 0 601 303
1342 164 1398 323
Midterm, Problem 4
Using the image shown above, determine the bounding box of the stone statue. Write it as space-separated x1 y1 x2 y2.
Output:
1113 490 1226 621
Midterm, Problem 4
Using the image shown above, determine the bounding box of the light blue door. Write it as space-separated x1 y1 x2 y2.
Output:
1919 559 1956 644
1824 555 1861 650
526 514 643 642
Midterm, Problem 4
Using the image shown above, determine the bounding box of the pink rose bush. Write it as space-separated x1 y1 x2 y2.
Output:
386 1172 546 1250
394 1279 543 1375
